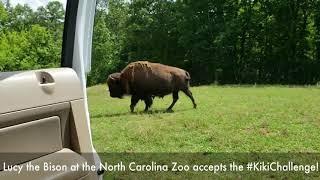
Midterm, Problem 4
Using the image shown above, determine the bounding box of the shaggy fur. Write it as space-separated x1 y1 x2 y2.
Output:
107 61 197 112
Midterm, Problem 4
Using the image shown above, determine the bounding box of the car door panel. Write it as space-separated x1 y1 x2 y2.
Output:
0 68 98 180
0 116 62 170
0 68 83 114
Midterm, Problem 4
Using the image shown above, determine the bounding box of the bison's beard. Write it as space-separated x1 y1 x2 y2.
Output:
108 86 125 99
109 91 125 99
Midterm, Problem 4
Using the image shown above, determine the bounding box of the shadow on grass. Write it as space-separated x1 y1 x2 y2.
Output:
91 108 194 119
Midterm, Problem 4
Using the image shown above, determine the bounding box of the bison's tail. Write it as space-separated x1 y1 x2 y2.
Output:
185 71 191 87
185 71 191 80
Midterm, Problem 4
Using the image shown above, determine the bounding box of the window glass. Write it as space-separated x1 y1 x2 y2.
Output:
0 0 66 71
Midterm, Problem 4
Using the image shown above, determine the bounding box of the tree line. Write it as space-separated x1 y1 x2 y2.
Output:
0 1 64 71
90 0 320 85
1 0 320 85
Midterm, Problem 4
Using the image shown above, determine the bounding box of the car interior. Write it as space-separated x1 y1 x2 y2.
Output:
0 0 101 180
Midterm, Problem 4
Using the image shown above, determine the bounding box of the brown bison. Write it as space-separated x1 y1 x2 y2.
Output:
107 61 197 112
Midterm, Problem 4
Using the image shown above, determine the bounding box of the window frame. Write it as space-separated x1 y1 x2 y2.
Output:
61 0 79 68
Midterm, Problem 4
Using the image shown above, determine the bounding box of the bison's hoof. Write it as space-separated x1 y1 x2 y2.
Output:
194 104 197 109
166 109 174 113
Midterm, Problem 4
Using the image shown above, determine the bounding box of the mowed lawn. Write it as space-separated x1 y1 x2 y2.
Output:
88 85 320 153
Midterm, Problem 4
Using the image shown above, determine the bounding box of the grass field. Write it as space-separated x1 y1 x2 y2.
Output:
88 85 320 153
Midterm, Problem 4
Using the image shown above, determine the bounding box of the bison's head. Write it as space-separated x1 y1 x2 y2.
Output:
107 73 124 98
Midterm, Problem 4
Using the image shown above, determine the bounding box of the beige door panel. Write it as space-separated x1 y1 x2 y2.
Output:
0 68 83 114
0 116 62 170
0 102 71 147
0 68 98 180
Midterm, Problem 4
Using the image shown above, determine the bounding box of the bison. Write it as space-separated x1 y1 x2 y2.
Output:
107 61 197 112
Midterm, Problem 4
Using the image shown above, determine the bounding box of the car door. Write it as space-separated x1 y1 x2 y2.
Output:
0 0 101 179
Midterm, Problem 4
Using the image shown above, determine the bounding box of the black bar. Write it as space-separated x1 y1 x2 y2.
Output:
61 0 80 68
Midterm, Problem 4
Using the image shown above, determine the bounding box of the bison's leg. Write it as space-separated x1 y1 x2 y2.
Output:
130 95 139 112
167 91 179 112
143 96 153 112
182 89 197 109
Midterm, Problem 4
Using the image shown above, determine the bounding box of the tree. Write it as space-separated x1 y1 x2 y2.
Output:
0 1 62 71
0 2 8 31
1 0 320 85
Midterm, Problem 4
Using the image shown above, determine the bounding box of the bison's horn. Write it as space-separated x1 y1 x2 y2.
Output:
109 73 120 81
109 75 116 81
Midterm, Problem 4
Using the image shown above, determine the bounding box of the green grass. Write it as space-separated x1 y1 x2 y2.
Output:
88 85 320 153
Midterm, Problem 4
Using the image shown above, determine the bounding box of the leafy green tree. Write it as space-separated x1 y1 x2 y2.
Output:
0 2 8 31
25 24 61 68
0 1 62 71
0 31 29 70
1 0 320 85
88 12 120 85
88 0 129 85
35 1 64 31
7 4 34 31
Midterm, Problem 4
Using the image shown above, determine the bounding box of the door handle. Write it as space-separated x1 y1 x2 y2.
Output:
36 71 55 94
